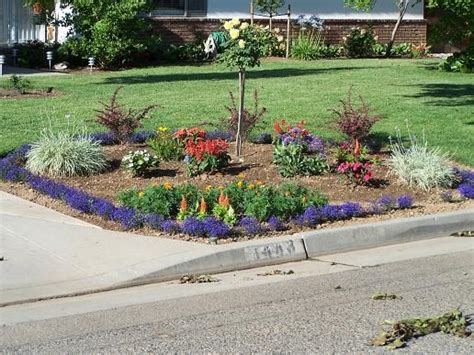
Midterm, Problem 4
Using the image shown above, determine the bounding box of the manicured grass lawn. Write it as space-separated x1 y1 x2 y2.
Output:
1 58 473 165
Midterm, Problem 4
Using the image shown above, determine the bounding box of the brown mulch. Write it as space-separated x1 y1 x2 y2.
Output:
1 142 472 244
0 88 59 99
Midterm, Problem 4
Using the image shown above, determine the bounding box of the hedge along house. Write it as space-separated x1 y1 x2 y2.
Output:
149 0 427 46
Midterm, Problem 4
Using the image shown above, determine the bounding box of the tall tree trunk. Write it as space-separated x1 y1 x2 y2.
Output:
386 0 410 57
236 68 246 158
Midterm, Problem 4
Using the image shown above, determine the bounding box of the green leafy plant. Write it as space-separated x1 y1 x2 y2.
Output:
343 27 377 58
118 181 327 222
8 75 32 94
388 126 455 191
273 144 328 178
121 150 159 177
439 45 474 73
95 86 157 143
26 128 107 177
147 127 183 161
164 42 206 63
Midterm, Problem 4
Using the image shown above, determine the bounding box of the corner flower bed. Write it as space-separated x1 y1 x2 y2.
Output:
1 138 473 243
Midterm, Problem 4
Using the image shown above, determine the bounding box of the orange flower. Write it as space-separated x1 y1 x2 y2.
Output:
218 191 230 208
163 182 173 190
180 195 188 211
199 197 207 214
248 183 255 190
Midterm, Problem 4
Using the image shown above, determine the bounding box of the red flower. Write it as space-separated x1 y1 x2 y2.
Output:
185 139 229 161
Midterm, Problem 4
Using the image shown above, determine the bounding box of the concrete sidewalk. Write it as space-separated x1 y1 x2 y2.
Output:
1 191 473 306
1 66 68 77
0 192 304 306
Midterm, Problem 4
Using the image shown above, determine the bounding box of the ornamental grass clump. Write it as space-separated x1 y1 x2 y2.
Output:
388 128 455 191
26 129 107 177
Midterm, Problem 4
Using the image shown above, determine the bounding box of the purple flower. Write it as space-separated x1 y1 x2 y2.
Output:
143 213 165 230
320 204 343 220
161 219 181 234
89 132 117 145
251 133 272 145
91 198 117 218
205 130 234 141
65 191 92 213
339 202 363 218
453 168 474 185
302 205 323 226
129 130 155 144
397 195 413 209
181 216 206 237
267 216 286 231
239 216 264 235
203 217 231 239
112 207 141 230
458 183 474 199
376 196 397 211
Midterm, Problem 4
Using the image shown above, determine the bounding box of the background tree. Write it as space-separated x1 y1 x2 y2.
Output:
344 0 419 56
254 0 285 31
425 0 473 47
60 0 160 68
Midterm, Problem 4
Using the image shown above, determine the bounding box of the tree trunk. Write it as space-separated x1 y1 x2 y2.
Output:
236 69 246 158
386 0 410 57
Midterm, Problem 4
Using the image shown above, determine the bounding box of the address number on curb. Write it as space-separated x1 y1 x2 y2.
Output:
244 240 298 261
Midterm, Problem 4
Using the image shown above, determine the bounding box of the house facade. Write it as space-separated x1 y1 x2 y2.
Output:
1 0 427 48
150 0 427 46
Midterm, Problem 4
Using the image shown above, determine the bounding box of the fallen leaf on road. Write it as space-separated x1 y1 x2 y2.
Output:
257 269 295 276
372 292 402 300
452 231 474 237
179 274 220 284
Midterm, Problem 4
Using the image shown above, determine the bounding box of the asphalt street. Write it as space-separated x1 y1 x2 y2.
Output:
1 250 473 353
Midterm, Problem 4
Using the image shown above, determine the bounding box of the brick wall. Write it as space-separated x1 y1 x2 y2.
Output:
150 17 427 46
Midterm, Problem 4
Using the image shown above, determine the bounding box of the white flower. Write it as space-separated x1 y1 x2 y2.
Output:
274 28 280 34
231 18 241 27
238 39 246 48
240 22 249 30
277 35 284 43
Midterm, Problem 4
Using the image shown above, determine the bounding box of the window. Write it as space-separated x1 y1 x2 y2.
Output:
152 0 207 17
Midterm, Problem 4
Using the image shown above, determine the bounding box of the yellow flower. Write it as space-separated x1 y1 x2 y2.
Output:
205 185 213 191
229 28 240 40
231 18 241 26
138 191 145 198
224 21 233 30
158 127 169 133
237 173 246 179
248 183 255 190
218 185 224 190
256 180 264 186
274 28 280 34
163 182 173 190
240 22 249 30
237 181 244 188
238 39 246 48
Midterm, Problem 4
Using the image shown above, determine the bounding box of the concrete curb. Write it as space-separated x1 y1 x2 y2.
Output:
1 208 472 307
299 208 474 257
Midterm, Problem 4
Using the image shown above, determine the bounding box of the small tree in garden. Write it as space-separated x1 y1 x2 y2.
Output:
95 86 158 143
344 0 421 57
254 0 285 31
331 88 380 156
218 19 267 157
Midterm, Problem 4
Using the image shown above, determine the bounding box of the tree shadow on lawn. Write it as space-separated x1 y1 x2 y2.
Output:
98 66 374 85
404 83 474 107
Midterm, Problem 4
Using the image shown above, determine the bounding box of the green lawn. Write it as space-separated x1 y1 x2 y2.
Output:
1 58 473 165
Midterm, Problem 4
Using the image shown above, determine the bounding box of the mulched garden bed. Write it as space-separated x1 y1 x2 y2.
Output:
1 142 472 244
0 87 59 99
